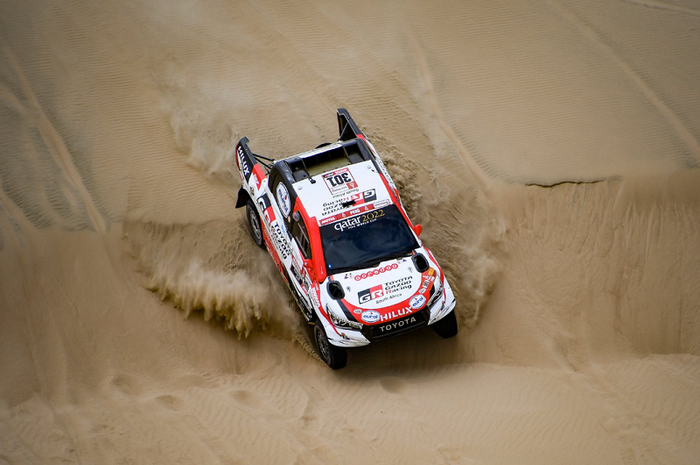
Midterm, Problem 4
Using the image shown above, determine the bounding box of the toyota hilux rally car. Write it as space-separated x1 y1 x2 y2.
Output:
234 109 457 369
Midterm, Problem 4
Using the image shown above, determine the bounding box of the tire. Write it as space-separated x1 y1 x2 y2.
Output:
245 200 265 248
314 323 347 370
432 310 458 339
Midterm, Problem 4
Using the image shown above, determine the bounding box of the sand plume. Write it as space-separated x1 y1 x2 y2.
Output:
1 0 699 463
124 219 299 338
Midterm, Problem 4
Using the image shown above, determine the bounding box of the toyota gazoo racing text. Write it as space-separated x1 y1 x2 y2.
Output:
234 109 458 369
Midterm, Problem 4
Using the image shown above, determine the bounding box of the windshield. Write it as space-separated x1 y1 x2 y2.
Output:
320 205 419 274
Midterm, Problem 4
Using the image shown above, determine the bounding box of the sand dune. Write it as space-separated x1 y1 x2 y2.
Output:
1 0 699 463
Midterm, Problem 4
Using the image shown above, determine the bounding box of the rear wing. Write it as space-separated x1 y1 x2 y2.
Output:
236 137 274 174
337 108 404 207
234 137 274 208
337 108 365 141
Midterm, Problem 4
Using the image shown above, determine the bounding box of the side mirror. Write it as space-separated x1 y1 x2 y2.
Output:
413 224 423 237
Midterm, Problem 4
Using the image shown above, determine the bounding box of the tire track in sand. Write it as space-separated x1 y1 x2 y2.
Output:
0 175 28 248
409 35 492 192
547 0 700 167
621 0 700 17
2 44 106 234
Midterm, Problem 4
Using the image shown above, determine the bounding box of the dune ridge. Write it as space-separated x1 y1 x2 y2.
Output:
1 0 699 463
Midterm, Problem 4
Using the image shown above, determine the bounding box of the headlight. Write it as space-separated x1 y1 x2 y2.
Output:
327 305 363 330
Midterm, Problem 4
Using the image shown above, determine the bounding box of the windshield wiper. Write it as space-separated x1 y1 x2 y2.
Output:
382 247 414 261
353 249 413 271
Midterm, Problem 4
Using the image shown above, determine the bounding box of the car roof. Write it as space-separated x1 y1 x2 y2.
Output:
270 138 395 226
294 160 394 225
281 139 371 180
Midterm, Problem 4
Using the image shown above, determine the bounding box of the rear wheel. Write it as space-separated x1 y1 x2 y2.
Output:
245 200 265 248
432 310 458 338
314 323 347 370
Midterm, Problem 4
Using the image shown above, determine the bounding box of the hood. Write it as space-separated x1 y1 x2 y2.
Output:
328 254 439 324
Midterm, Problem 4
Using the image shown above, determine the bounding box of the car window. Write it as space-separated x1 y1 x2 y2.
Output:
319 205 418 273
291 215 312 259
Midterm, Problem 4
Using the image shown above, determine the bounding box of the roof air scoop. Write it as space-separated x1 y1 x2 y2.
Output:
412 253 430 273
327 281 345 300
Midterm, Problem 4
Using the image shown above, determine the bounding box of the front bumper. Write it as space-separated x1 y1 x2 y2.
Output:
322 278 457 348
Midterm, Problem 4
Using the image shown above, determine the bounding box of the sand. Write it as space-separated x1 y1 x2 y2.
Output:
1 0 699 463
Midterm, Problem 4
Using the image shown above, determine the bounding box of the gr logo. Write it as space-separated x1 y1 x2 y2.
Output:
358 285 384 304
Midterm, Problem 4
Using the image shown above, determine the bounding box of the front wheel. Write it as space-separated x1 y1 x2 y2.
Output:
432 310 458 339
314 323 347 370
245 200 265 248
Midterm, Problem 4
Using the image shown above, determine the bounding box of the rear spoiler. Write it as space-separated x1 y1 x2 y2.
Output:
236 137 275 173
337 108 365 141
234 137 274 208
236 137 274 173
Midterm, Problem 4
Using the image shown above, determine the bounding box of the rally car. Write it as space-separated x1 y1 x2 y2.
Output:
234 109 457 369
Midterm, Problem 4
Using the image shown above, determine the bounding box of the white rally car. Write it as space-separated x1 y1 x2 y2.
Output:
234 109 457 369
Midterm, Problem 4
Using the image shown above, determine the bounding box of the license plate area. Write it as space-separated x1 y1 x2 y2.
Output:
362 309 427 341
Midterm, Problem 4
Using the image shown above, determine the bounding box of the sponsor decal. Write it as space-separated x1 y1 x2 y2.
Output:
358 276 413 304
236 145 252 181
358 285 384 304
309 290 320 309
322 199 347 216
419 273 435 294
353 309 362 314
275 183 291 218
409 294 427 310
259 194 272 210
384 276 413 293
354 263 399 281
361 310 380 323
270 222 291 260
332 208 385 232
375 199 391 209
323 167 357 195
363 189 377 203
258 195 276 223
332 187 360 199
320 189 376 216
374 294 403 304
378 316 418 334
380 307 413 322
252 166 264 190
319 203 378 225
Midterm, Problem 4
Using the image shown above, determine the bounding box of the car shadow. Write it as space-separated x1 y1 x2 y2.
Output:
327 326 468 378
